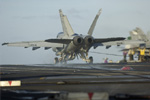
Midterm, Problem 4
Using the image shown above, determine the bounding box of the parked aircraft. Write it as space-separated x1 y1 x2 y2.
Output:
2 9 125 64
125 27 150 49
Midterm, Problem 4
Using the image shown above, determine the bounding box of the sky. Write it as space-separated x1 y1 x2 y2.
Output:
0 0 150 64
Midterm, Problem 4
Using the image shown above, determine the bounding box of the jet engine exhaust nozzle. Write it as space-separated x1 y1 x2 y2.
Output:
73 36 83 46
84 36 94 45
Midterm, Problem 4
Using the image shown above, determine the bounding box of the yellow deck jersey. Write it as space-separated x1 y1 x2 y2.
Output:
140 48 146 55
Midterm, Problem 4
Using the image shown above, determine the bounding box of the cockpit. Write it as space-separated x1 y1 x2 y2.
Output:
57 32 64 38
72 33 79 36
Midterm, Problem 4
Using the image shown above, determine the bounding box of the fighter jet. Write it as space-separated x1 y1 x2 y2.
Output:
121 27 150 61
2 9 125 64
125 27 150 49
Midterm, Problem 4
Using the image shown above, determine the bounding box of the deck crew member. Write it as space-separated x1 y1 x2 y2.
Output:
123 51 128 62
128 49 135 61
139 47 146 62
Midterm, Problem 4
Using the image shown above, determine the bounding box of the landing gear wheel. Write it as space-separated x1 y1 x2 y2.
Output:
89 56 93 64
54 57 59 64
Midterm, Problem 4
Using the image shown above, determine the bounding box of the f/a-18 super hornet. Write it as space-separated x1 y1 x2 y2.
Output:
2 9 125 64
124 27 150 60
125 27 150 49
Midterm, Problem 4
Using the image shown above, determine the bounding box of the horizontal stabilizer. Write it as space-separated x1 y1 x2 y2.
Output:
94 37 125 43
45 39 72 44
92 37 125 48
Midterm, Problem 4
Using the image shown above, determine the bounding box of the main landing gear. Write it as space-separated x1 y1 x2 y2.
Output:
88 56 93 64
54 56 93 64
54 57 59 64
54 57 67 64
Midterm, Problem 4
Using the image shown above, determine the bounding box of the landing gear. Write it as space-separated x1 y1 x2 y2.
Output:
59 58 66 64
54 57 67 64
54 57 59 64
89 56 93 64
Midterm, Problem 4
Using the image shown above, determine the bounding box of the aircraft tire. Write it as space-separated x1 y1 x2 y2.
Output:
89 56 93 64
54 57 59 64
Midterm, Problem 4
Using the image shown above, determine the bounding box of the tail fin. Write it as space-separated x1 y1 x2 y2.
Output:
87 9 102 36
130 27 149 42
59 9 74 37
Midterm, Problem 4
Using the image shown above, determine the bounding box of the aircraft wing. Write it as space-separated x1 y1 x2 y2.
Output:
2 41 64 49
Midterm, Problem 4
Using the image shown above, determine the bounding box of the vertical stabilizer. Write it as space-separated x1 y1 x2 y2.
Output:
87 9 102 36
59 9 74 37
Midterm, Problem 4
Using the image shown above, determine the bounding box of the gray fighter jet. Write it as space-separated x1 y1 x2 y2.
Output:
125 27 150 49
2 9 125 64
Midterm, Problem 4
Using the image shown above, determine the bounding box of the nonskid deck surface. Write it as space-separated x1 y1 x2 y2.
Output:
1 63 150 96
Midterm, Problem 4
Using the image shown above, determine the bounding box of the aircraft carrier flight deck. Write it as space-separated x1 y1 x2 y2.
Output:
1 63 150 99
